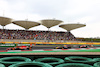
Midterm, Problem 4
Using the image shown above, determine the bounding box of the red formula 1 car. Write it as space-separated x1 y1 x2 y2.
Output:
79 45 89 48
6 45 32 50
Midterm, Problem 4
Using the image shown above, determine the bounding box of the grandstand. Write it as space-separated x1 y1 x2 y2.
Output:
0 16 86 42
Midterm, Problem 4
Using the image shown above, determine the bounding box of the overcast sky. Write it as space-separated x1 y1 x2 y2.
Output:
0 0 100 38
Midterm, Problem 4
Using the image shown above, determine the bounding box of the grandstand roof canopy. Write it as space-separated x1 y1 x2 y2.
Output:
40 19 63 28
12 21 40 29
0 16 13 26
59 23 86 31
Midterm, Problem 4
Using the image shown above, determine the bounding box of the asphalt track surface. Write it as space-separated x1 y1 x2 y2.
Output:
0 46 98 51
0 46 100 55
0 46 55 50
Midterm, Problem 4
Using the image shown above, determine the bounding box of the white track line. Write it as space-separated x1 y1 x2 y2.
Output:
32 50 44 51
8 50 21 52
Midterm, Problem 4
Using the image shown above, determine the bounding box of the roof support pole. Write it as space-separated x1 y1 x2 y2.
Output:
3 26 4 30
2 26 5 33
48 28 50 42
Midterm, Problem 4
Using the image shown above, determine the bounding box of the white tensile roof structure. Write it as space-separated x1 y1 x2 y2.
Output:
40 19 63 28
0 16 13 26
0 16 86 32
59 23 86 31
12 21 40 29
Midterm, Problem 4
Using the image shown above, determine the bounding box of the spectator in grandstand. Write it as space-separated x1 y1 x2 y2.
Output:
0 29 76 41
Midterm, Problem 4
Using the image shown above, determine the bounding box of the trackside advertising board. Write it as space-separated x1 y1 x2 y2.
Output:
0 43 15 47
17 44 30 46
0 44 34 47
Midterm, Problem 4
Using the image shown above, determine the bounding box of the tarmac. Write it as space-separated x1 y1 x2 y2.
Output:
0 46 100 55
0 46 55 50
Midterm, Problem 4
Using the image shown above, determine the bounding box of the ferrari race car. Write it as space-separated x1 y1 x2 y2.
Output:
6 45 32 50
79 45 94 48
54 45 71 49
79 45 89 48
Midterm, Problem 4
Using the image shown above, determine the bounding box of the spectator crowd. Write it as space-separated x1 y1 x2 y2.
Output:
0 29 76 41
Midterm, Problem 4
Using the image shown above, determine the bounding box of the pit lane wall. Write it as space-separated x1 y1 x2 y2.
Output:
0 41 100 47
